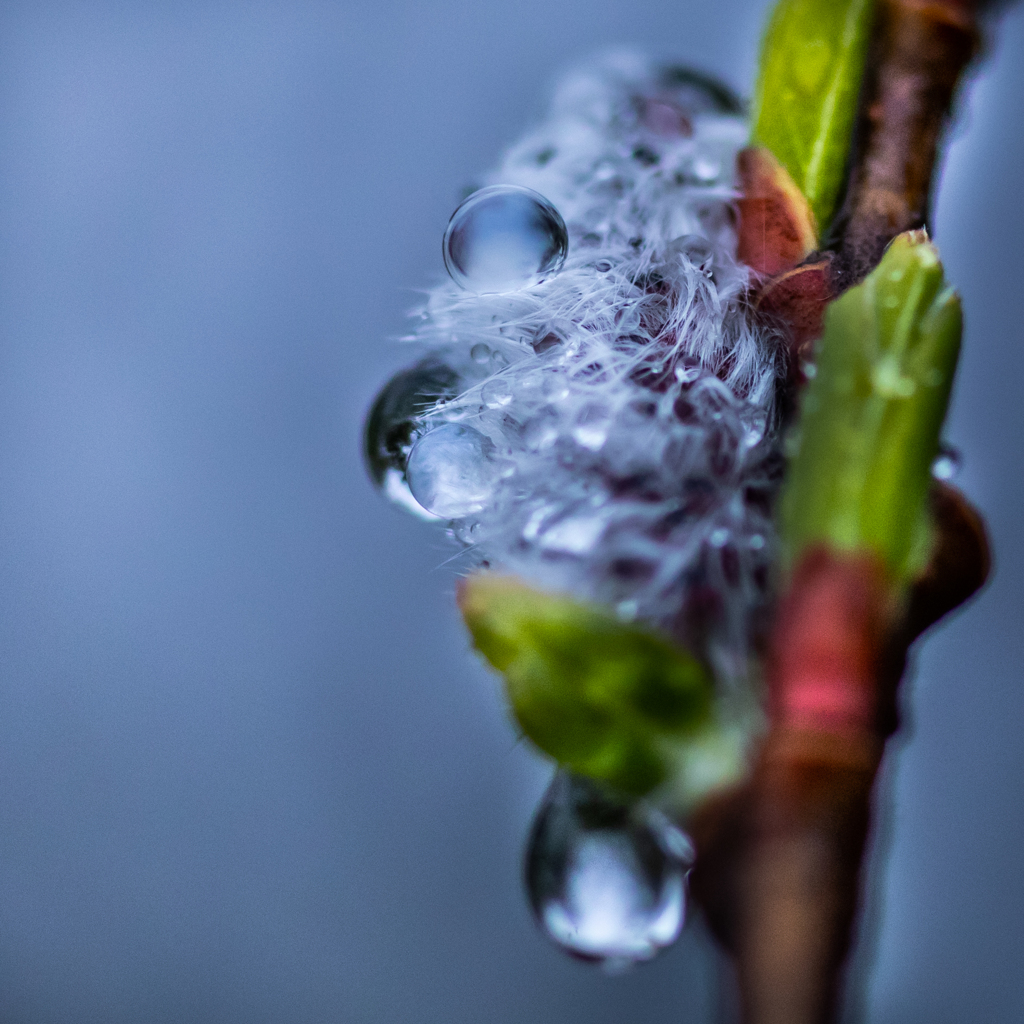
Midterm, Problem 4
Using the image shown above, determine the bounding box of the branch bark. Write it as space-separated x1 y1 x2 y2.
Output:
689 3 996 1020
832 0 980 286
690 485 989 1024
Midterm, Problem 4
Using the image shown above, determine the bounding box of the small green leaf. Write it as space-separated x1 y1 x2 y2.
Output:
751 0 875 236
780 231 962 580
459 575 714 797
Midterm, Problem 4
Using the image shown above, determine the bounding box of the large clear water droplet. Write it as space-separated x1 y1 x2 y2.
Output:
443 185 568 293
363 361 461 518
406 422 498 519
525 772 694 970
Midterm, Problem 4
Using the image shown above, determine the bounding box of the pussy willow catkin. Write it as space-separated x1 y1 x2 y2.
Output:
369 52 787 682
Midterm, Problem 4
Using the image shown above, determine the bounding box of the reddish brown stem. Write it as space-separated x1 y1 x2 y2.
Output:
833 0 980 286
690 487 989 1024
693 5 995 1015
693 550 888 1024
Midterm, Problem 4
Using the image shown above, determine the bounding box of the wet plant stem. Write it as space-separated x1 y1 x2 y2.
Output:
688 2 995 1021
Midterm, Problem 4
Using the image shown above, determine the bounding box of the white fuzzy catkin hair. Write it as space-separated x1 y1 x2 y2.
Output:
395 52 786 678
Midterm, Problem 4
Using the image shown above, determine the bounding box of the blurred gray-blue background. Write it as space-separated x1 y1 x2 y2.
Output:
0 2 1020 1021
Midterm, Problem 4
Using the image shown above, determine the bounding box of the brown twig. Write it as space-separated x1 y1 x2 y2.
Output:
832 0 981 287
688 3 996 1021
691 486 989 1024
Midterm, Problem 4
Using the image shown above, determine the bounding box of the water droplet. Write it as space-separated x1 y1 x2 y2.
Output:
572 403 612 452
452 518 481 545
363 361 461 518
657 66 744 115
539 515 606 555
742 411 768 450
709 527 730 548
571 423 609 451
872 356 916 398
471 343 491 364
931 444 962 481
443 185 568 293
524 412 560 452
522 505 553 542
525 773 693 968
638 97 692 136
406 423 498 519
482 378 514 409
689 156 721 184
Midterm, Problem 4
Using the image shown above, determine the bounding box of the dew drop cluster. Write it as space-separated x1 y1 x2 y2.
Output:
364 53 786 669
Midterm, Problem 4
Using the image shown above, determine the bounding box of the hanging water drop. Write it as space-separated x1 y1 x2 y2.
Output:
406 422 499 519
363 360 461 519
443 185 568 293
524 772 693 969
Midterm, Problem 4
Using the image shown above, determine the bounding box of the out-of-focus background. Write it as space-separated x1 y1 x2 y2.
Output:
0 2 1020 1021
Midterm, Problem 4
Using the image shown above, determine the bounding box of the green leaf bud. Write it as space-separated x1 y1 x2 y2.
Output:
459 574 715 797
751 0 875 237
780 231 962 580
